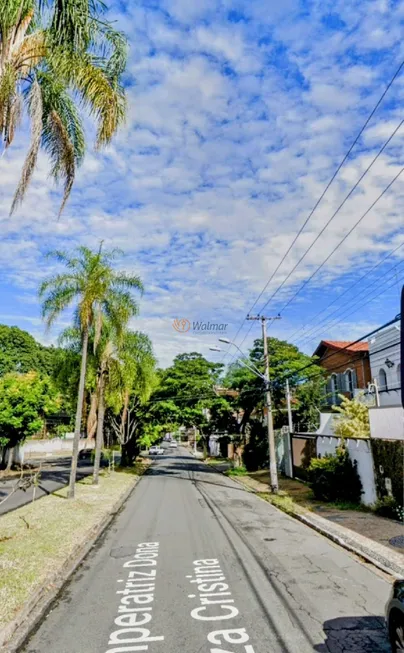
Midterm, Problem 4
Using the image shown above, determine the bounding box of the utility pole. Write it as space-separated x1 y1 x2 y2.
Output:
246 314 281 493
286 379 293 433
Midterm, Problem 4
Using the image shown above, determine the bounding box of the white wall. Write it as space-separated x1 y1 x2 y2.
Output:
369 406 404 440
13 438 95 464
316 436 377 505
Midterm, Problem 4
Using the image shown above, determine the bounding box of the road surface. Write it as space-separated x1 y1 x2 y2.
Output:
19 447 392 653
0 458 94 515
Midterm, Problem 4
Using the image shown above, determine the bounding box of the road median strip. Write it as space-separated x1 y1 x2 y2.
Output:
0 462 149 652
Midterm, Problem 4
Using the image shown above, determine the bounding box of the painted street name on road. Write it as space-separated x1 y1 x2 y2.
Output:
105 541 164 653
188 558 256 653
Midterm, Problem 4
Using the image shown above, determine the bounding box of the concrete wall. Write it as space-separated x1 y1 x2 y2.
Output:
14 437 95 463
316 436 377 505
369 405 404 440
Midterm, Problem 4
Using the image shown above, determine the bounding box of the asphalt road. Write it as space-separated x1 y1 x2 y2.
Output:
19 447 393 653
0 458 94 515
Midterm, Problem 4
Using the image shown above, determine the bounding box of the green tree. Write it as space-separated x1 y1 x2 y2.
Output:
333 394 370 439
0 371 60 468
107 331 157 466
0 324 60 376
0 0 127 215
225 337 324 430
39 245 143 498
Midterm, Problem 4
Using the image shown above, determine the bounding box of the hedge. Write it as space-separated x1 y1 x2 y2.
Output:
371 439 404 506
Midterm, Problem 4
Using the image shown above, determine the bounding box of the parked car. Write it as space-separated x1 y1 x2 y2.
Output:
386 579 404 652
149 445 164 455
169 441 178 448
78 449 108 465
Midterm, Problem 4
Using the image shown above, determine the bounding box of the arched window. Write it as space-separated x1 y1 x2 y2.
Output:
379 368 388 391
345 368 354 394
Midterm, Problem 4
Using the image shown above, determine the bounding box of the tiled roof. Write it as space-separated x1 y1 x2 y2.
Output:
321 340 369 353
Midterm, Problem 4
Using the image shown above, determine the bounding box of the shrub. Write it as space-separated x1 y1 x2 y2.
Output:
374 496 404 521
308 445 363 503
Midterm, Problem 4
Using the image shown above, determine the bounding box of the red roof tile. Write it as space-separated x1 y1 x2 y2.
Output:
321 340 369 353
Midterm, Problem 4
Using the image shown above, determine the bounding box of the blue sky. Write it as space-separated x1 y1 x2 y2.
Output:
0 0 403 366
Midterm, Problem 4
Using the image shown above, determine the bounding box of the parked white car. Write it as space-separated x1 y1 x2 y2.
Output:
169 441 178 448
149 445 164 455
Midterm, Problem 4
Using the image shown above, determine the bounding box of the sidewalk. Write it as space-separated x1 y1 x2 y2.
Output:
207 460 404 577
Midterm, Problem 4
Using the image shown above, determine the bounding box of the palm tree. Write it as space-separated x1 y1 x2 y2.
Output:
0 0 127 215
107 331 156 466
39 244 143 498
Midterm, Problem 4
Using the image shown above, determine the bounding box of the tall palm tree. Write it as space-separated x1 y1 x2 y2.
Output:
0 0 127 215
39 244 143 498
107 331 156 465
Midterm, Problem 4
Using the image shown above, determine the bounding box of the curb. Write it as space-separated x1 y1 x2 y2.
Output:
0 472 144 653
205 461 404 580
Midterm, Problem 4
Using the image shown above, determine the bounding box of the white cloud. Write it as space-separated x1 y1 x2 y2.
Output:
1 0 404 366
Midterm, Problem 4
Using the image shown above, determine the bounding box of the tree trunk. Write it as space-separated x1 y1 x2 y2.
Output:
6 447 14 472
93 366 106 486
87 392 98 439
68 327 89 499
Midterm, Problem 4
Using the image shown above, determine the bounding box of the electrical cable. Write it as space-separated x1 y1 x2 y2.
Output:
221 58 404 362
285 240 404 343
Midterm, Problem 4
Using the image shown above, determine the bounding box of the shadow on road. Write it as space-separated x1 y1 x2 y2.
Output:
313 616 390 652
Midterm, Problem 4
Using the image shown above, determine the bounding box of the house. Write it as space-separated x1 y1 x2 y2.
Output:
313 340 371 406
369 321 401 407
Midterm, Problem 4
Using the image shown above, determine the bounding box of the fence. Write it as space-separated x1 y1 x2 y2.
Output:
11 437 94 464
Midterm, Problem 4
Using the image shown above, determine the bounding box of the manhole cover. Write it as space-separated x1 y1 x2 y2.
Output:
389 535 404 549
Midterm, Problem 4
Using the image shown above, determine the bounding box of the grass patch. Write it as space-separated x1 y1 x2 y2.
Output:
225 466 248 477
257 491 306 516
0 467 142 632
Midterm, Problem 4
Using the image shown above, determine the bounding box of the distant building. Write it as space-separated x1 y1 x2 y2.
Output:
313 340 371 406
369 321 401 407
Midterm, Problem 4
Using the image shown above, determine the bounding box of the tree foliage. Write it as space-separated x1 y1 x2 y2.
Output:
0 0 127 214
0 324 60 377
333 394 370 439
0 371 61 456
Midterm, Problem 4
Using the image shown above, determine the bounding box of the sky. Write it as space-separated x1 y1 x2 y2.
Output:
0 0 404 367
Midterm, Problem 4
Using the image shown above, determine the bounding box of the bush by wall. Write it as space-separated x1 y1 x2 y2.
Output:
371 439 404 507
308 445 363 503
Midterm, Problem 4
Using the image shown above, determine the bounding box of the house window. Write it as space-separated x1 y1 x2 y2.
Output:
345 369 354 395
378 368 388 391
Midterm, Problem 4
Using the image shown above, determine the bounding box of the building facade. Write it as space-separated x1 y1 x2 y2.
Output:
369 321 401 407
313 340 371 406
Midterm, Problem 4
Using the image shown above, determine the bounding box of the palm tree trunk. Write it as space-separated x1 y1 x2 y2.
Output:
68 326 89 499
93 367 106 485
6 447 14 472
87 392 98 439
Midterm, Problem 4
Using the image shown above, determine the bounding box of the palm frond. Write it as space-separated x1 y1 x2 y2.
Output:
111 273 144 294
41 284 78 328
46 109 75 215
10 76 42 215
56 51 126 147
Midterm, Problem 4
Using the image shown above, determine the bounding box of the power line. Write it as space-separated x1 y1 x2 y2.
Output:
293 339 401 386
222 58 404 362
247 57 404 318
259 119 404 315
277 314 401 383
276 164 404 316
286 240 404 343
294 261 404 347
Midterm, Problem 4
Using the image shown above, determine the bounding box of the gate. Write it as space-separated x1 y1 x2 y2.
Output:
290 433 317 480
